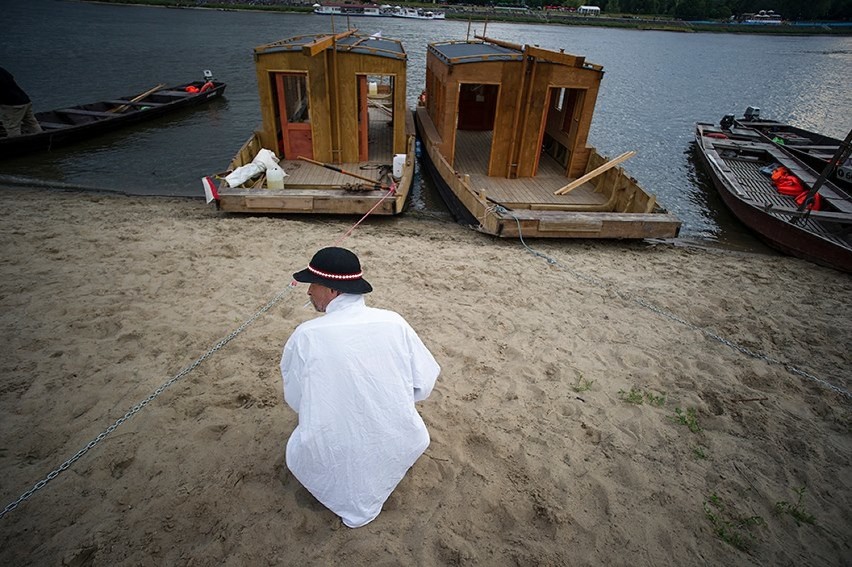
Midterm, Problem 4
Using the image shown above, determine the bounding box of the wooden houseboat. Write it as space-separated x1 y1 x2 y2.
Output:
414 36 681 239
210 31 415 215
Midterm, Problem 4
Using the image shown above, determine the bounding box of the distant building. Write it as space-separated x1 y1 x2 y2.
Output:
741 10 783 24
577 5 601 15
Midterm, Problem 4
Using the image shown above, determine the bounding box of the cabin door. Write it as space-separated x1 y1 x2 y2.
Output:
454 83 498 175
357 74 395 162
540 87 584 175
457 83 498 131
274 73 313 160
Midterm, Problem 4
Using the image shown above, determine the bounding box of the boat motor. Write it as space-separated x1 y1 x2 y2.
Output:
744 106 760 121
203 69 214 82
720 114 735 131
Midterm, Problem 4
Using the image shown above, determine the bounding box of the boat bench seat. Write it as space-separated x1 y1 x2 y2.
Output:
57 108 115 118
155 90 193 97
103 99 165 107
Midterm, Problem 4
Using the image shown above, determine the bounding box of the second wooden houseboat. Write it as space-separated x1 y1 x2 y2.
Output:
415 36 681 239
210 31 415 215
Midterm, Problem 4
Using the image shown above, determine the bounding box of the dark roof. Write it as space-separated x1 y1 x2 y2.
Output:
256 34 406 61
428 41 523 65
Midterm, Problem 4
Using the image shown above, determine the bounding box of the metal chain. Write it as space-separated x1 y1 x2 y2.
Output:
0 284 296 520
501 209 851 400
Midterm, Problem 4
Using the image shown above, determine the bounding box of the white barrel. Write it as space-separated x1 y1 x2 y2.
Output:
392 154 406 179
266 165 285 189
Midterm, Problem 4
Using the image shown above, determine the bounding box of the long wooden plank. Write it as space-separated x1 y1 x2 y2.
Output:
525 45 584 68
103 99 165 107
109 83 166 113
554 151 636 195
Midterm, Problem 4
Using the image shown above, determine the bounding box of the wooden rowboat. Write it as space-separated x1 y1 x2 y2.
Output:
0 75 226 159
414 36 681 239
694 120 852 273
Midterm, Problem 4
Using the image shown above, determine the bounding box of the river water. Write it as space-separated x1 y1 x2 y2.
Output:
1 0 850 244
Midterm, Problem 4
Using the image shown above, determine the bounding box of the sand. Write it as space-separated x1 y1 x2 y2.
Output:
0 187 849 566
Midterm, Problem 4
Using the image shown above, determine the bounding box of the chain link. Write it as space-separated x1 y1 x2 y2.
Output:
0 284 295 520
502 210 851 401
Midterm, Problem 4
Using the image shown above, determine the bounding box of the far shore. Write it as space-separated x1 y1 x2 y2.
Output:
84 0 852 36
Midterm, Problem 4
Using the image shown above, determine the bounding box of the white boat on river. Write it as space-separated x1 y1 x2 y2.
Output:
312 3 394 17
312 4 446 19
392 7 446 19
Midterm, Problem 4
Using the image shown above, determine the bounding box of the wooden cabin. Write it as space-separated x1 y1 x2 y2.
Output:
253 31 409 164
213 31 416 215
416 36 681 238
423 36 602 181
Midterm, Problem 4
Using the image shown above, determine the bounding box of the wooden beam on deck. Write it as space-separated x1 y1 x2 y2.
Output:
302 29 358 57
555 151 636 195
474 35 522 51
525 45 585 67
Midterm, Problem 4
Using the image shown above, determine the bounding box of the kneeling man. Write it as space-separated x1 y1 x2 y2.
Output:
280 247 440 527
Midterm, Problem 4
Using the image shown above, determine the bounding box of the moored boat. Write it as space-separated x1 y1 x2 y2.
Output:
0 73 226 160
392 7 446 19
694 120 852 272
208 31 415 216
414 36 681 239
312 3 394 17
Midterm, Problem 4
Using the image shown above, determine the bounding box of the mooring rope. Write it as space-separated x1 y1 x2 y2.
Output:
498 207 851 401
1 184 398 521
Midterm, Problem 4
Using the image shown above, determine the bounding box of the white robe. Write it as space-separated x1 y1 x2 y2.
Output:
280 293 440 527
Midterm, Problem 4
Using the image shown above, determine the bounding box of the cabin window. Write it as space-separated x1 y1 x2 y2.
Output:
281 74 309 123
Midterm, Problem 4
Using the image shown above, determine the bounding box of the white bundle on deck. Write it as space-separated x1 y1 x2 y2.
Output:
224 148 286 188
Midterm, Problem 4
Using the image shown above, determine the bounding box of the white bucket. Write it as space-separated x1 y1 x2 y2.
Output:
368 82 378 96
266 165 285 189
392 154 406 179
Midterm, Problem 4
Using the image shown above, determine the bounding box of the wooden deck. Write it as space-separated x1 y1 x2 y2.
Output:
237 106 397 190
216 106 415 215
454 129 608 209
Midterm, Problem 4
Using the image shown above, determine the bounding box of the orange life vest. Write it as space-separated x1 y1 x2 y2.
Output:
769 166 821 211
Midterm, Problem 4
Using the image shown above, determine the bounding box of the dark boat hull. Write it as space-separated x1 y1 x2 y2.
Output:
414 118 478 226
694 123 852 273
0 81 226 159
711 171 852 271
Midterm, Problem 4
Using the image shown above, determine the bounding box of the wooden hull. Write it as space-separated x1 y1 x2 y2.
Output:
215 129 415 216
416 107 681 239
694 122 852 273
0 81 226 159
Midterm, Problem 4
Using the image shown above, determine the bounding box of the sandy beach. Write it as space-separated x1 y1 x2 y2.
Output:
0 186 849 566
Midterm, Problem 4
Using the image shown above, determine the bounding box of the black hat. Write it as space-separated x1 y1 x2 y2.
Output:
293 247 373 294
